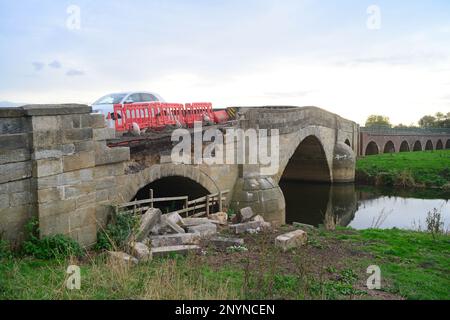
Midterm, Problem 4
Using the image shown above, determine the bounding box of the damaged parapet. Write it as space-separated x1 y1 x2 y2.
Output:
0 104 130 246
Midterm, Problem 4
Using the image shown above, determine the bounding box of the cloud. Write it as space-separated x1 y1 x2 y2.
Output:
32 62 44 71
48 60 62 69
66 69 85 77
264 90 314 99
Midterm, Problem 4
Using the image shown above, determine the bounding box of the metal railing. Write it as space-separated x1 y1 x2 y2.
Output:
115 189 230 218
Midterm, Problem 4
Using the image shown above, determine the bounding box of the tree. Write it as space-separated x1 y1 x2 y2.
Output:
365 115 392 128
418 115 437 128
418 112 450 128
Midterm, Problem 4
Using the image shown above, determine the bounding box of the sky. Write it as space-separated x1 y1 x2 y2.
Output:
0 0 449 125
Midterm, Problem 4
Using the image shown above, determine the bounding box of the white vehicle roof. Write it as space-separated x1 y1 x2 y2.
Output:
92 91 165 105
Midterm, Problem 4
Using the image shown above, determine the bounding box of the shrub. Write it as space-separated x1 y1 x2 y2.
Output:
0 239 12 260
394 171 416 188
95 213 139 251
426 208 445 239
22 218 84 260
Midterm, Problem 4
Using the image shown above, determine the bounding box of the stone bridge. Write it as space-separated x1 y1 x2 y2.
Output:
359 127 450 156
0 105 358 246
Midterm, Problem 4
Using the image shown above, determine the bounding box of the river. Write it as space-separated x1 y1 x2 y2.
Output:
279 181 450 231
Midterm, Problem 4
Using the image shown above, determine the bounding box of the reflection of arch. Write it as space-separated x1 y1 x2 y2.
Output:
425 140 433 151
383 141 395 153
400 141 410 152
436 140 443 150
345 139 351 148
281 135 331 183
413 141 422 151
365 141 379 156
446 140 450 149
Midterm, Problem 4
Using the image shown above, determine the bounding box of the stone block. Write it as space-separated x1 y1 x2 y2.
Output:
33 144 75 160
0 161 32 184
33 158 63 178
88 114 107 129
275 230 308 252
33 130 63 148
95 147 130 166
210 237 245 250
37 187 64 204
209 212 228 225
72 206 96 229
0 133 30 150
39 199 76 218
152 245 201 258
0 148 30 165
94 163 125 178
149 233 201 248
10 191 32 207
75 224 97 247
93 128 116 141
130 242 152 262
64 182 95 200
32 116 60 131
63 151 95 172
136 208 162 241
187 223 217 237
0 193 9 209
229 221 263 234
239 207 256 222
63 128 93 143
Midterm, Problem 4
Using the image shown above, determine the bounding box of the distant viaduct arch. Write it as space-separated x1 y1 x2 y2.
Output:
359 128 450 157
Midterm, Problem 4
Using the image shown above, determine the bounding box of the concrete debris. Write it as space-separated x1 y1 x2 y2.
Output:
149 233 201 248
187 223 217 238
136 208 162 241
210 236 244 250
208 212 228 225
152 245 201 258
275 230 308 252
238 207 256 222
129 242 152 262
229 221 264 234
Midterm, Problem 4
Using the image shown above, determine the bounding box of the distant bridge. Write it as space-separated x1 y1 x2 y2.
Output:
359 127 450 156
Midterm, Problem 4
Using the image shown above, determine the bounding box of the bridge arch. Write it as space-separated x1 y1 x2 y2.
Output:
280 135 331 183
400 141 410 152
425 140 434 151
365 141 379 156
383 141 396 153
447 139 450 149
413 141 422 152
121 164 220 204
436 140 443 150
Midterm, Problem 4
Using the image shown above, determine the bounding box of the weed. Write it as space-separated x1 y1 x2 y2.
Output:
95 213 139 251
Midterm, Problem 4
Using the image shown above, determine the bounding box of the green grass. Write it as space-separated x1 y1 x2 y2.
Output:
1 228 448 300
327 228 450 300
357 150 450 188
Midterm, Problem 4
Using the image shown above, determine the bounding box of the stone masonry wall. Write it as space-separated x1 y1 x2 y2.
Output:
0 105 130 247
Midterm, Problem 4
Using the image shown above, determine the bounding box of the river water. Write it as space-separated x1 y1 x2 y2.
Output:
279 181 450 231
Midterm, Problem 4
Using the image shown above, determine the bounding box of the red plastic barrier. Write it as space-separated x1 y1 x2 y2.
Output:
212 110 229 124
113 102 216 132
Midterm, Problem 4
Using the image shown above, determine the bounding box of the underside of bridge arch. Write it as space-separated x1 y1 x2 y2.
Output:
365 141 379 156
447 140 450 149
425 140 433 151
400 141 410 152
436 140 443 150
413 141 422 152
383 141 395 153
133 176 210 212
281 135 331 183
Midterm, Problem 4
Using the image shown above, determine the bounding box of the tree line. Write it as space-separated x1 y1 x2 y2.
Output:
365 112 450 128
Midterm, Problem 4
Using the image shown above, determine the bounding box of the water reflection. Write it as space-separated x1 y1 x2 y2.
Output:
279 181 450 230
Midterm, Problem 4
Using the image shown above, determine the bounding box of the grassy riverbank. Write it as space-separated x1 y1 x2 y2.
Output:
1 227 448 300
356 150 450 189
